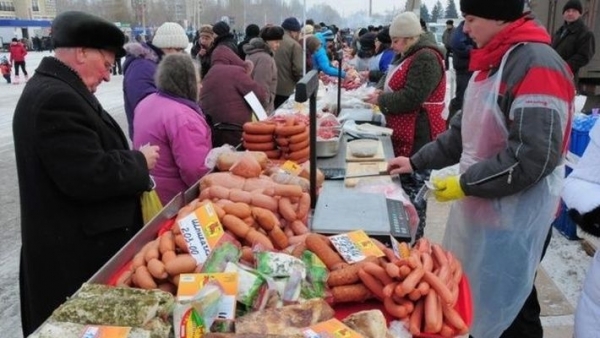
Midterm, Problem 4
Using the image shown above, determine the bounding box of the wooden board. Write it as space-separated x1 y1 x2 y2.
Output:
345 139 386 162
345 174 393 188
345 162 388 178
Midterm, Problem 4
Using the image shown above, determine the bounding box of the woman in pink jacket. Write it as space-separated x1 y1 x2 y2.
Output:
133 53 212 205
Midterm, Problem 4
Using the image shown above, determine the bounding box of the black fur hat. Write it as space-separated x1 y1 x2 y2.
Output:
460 0 525 21
51 11 126 57
563 0 583 14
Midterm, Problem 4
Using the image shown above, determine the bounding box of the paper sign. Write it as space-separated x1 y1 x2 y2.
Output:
80 325 131 338
281 160 303 176
302 318 363 338
177 203 224 265
329 230 385 264
244 91 268 121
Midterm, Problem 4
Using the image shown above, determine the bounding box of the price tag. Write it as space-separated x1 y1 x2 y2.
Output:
281 160 303 176
177 203 224 265
302 318 362 338
80 326 131 338
329 230 384 264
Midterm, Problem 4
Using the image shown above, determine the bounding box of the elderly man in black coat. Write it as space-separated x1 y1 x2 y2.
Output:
13 11 160 336
552 0 596 87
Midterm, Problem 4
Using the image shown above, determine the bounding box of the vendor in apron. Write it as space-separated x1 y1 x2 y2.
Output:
387 0 575 337
364 11 446 240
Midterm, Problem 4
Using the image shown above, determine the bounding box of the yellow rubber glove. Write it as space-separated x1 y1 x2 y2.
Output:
432 175 465 202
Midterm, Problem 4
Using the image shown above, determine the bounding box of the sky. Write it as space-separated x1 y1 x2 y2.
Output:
304 0 441 16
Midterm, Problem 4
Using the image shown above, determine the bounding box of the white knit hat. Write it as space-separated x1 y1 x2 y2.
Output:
390 12 422 38
152 22 189 49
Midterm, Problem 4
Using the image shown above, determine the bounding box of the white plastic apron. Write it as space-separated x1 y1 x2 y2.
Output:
443 45 563 337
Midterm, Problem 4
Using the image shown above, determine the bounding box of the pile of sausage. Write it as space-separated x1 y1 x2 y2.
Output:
311 237 468 337
242 118 310 163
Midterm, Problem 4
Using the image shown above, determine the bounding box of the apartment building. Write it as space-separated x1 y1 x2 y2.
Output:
0 0 56 19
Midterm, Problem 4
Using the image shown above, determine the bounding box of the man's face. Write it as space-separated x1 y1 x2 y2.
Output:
199 34 213 48
563 9 581 23
267 40 281 52
79 48 114 93
463 15 507 48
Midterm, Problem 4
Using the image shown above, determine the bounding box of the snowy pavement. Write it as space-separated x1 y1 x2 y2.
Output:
0 51 594 337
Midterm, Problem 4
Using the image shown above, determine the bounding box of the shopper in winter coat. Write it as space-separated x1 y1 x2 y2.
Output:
244 26 284 114
13 11 159 336
192 24 214 77
551 0 596 87
562 121 600 338
364 11 446 241
274 17 304 108
448 20 475 125
201 21 239 79
366 27 395 83
9 37 28 83
348 32 376 72
133 54 211 205
387 1 575 336
200 45 268 147
441 20 455 70
311 30 346 78
237 23 260 59
123 22 189 139
1 56 11 83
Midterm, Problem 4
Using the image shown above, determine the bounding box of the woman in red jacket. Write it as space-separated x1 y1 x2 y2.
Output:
9 38 28 84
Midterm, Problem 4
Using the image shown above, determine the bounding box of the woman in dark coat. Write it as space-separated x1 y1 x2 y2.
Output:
200 45 268 147
13 11 157 335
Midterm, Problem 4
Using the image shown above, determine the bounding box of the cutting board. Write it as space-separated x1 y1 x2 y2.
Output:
345 139 385 162
345 174 393 188
345 162 389 178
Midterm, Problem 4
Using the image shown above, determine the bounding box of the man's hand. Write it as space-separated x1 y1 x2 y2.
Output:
140 144 160 170
387 156 413 175
432 175 465 202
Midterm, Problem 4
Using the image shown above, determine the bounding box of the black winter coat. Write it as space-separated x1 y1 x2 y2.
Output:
13 57 151 335
552 18 596 83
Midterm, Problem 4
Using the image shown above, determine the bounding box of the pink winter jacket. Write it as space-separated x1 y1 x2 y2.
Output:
133 92 212 205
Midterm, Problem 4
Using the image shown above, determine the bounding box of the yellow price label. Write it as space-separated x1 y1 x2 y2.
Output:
281 160 303 176
330 230 384 264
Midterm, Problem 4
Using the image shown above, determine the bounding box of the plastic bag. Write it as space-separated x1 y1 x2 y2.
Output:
141 184 163 224
204 144 236 170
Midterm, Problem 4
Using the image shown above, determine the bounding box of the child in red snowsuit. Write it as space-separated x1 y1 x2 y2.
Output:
0 57 11 83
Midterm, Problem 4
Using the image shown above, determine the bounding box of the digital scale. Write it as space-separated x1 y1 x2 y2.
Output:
310 176 413 245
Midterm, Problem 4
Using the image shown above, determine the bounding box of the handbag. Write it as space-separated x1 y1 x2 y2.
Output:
141 176 163 224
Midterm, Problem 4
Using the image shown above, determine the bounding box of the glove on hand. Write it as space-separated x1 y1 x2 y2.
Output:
568 205 600 237
432 175 465 202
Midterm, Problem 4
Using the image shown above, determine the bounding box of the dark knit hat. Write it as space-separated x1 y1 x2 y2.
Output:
213 21 230 37
260 26 285 41
359 32 377 51
563 0 583 14
281 17 301 32
51 11 126 57
376 27 391 44
245 24 260 38
460 0 525 21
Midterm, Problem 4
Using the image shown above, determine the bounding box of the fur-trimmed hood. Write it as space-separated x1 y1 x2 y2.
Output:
243 38 272 56
123 42 162 70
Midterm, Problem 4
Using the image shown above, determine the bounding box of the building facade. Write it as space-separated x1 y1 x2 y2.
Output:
0 0 56 19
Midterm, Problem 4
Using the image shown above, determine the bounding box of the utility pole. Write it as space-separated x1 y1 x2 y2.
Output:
369 0 372 17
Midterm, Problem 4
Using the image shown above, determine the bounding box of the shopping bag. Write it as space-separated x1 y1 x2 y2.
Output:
141 177 163 224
